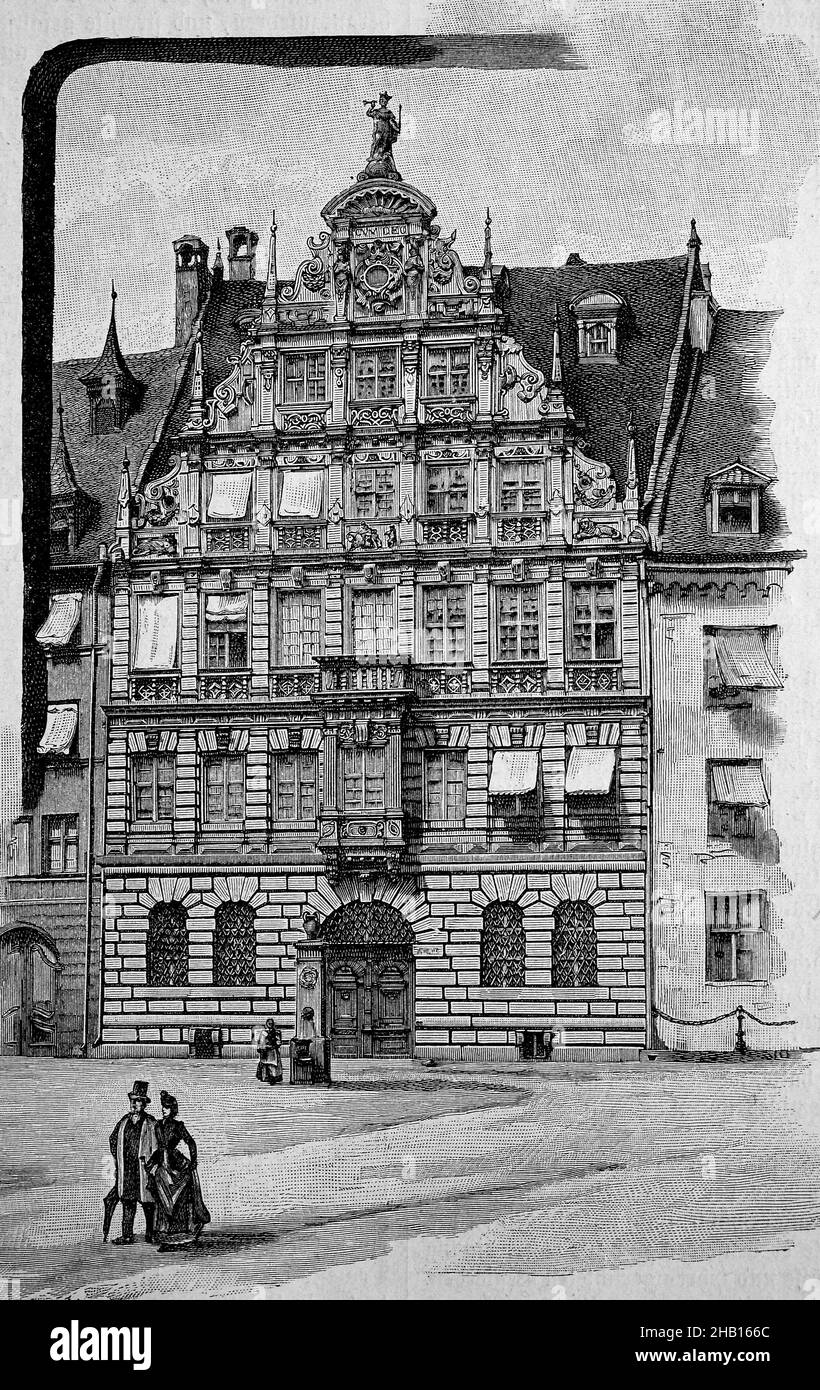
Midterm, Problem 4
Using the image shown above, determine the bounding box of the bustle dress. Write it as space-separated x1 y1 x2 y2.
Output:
145 1117 211 1248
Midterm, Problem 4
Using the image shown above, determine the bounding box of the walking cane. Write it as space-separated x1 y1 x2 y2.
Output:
102 1183 119 1242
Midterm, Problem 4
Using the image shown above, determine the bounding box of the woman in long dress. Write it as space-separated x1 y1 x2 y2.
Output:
255 1017 283 1085
144 1091 211 1250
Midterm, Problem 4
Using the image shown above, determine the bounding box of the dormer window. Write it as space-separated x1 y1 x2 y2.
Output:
572 292 625 362
79 286 142 435
717 488 753 533
706 461 770 537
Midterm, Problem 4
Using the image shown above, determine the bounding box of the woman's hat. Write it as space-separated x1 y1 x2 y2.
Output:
160 1090 178 1113
128 1080 150 1102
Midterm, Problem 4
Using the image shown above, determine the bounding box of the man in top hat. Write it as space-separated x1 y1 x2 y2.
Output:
105 1081 157 1245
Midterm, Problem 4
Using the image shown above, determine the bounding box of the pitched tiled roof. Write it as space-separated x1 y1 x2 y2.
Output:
52 344 186 564
160 280 267 446
657 307 791 556
506 256 690 496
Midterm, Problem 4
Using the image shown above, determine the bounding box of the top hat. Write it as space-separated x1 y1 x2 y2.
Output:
128 1080 150 1102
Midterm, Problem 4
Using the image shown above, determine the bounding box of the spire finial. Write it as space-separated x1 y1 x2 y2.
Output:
551 301 563 389
625 410 638 495
265 209 278 298
688 217 702 251
111 280 117 304
484 208 493 268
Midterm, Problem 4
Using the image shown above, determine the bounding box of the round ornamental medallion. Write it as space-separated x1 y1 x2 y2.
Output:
300 966 319 988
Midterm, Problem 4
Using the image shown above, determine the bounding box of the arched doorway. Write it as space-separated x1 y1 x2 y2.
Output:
0 926 59 1056
322 902 414 1058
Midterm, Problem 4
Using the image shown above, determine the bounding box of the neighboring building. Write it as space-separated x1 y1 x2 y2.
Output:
645 288 800 1052
96 101 709 1063
1 288 194 1055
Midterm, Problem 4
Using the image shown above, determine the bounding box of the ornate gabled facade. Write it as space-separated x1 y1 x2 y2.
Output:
98 99 665 1061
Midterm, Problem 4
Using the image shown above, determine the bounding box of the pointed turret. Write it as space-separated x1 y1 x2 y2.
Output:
79 283 142 433
51 394 78 497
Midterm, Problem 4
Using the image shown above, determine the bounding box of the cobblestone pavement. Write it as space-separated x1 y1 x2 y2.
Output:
0 1055 818 1300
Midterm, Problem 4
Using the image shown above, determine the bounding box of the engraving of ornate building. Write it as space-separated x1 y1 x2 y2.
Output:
4 99 797 1059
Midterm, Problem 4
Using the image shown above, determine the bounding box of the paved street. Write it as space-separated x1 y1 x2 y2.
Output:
1 1055 818 1300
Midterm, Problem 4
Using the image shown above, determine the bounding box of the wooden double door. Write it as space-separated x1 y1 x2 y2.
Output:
0 928 59 1056
327 948 413 1058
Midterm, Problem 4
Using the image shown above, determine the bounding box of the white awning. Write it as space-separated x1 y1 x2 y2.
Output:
207 473 252 520
35 594 82 647
488 749 540 796
565 747 616 795
278 470 323 519
712 630 781 690
711 763 769 807
37 704 78 755
133 595 179 670
205 594 248 626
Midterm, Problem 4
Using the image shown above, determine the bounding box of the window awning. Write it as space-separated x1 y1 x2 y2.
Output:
488 749 540 796
133 595 179 670
565 747 616 795
207 473 252 520
711 763 769 807
278 470 323 519
37 704 78 755
712 630 781 690
205 594 248 626
35 594 82 647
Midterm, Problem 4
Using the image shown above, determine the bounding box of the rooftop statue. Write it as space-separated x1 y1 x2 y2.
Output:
357 92 402 182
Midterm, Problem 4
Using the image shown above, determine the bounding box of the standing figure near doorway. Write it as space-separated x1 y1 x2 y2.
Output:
105 1080 157 1244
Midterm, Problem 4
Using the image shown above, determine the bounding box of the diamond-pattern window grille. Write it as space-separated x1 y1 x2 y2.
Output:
481 901 525 987
214 901 256 987
146 903 188 988
322 901 413 948
552 900 597 987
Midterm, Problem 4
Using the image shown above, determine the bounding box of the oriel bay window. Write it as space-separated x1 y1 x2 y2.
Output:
423 586 467 663
353 463 397 519
282 351 327 403
425 346 471 397
354 349 399 399
496 585 541 661
423 750 466 823
132 754 175 822
352 589 397 657
271 751 318 824
342 746 385 810
203 754 245 823
706 892 768 982
570 582 617 661
204 594 248 669
277 590 322 667
425 461 468 515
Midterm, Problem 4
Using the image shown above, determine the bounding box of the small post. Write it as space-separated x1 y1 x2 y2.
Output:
735 1005 747 1055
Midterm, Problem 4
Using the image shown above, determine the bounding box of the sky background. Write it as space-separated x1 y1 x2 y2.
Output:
53 0 820 359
